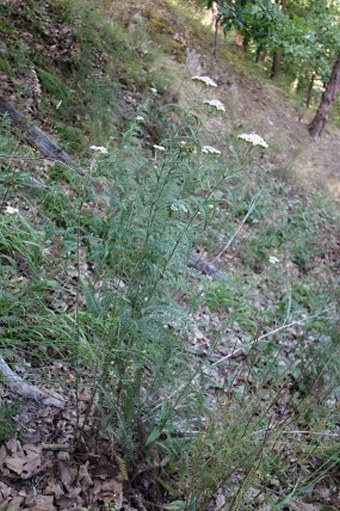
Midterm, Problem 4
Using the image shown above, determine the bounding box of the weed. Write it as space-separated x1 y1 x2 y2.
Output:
0 2 339 509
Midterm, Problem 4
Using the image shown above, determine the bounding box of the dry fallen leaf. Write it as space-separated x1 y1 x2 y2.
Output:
44 478 64 500
5 438 19 453
2 496 25 511
0 445 7 465
5 453 26 475
27 495 56 511
59 460 77 489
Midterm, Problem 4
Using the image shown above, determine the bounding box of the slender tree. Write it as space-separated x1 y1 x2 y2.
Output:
271 0 287 79
308 55 340 137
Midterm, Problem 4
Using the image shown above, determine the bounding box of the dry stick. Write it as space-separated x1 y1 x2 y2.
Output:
0 356 64 408
188 252 226 280
212 189 263 262
211 310 330 368
0 100 85 175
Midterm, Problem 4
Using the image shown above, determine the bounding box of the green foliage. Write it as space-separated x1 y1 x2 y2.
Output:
0 396 20 442
205 278 258 331
37 69 70 100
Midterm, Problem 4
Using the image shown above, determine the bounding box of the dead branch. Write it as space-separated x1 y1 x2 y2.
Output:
0 355 65 408
0 100 85 175
188 253 226 280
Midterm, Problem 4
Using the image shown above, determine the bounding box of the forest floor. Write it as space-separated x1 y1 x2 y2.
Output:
0 1 339 510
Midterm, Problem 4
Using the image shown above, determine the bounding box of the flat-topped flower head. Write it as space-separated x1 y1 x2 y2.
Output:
90 145 108 154
136 115 145 121
4 205 19 215
269 256 280 265
238 133 268 149
153 144 166 152
203 99 225 112
202 145 221 156
192 75 217 88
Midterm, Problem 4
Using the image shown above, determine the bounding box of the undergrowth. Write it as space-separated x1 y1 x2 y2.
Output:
1 92 339 509
0 1 339 510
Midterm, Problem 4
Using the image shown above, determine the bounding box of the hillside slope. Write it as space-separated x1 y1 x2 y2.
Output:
0 1 339 511
1 0 339 198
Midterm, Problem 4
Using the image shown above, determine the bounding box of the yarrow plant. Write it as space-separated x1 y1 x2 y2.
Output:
153 144 166 152
3 205 19 215
203 99 226 112
238 133 269 149
269 255 280 265
90 145 108 154
192 75 217 88
202 145 221 156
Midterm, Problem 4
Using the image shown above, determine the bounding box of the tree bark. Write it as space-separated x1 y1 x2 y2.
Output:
308 55 340 137
213 14 220 58
270 0 286 79
305 71 316 108
271 51 281 79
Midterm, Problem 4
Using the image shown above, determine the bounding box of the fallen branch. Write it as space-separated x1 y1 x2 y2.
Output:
0 355 65 408
0 100 85 175
188 253 226 280
213 189 263 261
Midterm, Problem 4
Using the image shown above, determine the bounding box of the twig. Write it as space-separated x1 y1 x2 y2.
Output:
211 310 332 368
188 252 226 280
41 443 72 450
0 355 65 408
213 189 263 261
210 348 246 368
0 100 85 175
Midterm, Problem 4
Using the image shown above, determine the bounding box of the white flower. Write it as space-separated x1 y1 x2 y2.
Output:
170 204 179 212
180 140 187 146
202 145 221 156
136 115 145 121
150 87 157 94
238 133 268 149
192 75 217 88
90 145 108 154
153 144 166 152
269 256 280 265
4 205 19 215
203 99 225 112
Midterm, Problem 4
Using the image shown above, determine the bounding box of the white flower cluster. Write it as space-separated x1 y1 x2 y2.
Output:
237 133 268 149
90 145 108 154
202 145 221 156
269 256 280 265
153 144 166 152
136 115 145 121
4 205 19 215
192 75 217 88
203 99 225 112
170 203 188 213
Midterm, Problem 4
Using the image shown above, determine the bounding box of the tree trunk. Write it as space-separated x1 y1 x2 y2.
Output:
308 55 340 137
305 71 316 108
270 0 286 79
271 51 281 79
213 15 220 58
